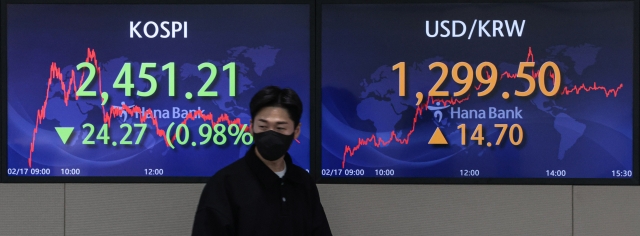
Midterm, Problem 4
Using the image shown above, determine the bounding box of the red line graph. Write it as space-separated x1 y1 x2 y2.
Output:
341 95 470 168
560 82 623 97
28 48 249 168
491 47 622 97
341 47 624 168
30 48 99 168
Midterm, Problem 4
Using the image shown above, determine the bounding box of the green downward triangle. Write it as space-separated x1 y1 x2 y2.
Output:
55 127 74 144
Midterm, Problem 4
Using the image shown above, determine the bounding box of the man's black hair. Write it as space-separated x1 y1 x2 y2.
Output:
249 86 303 127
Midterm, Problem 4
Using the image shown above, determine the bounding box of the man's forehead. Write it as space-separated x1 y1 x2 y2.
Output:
255 107 292 121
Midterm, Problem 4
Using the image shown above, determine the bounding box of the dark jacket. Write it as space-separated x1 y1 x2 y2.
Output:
192 147 332 236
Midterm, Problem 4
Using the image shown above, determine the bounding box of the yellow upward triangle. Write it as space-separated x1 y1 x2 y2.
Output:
428 127 448 145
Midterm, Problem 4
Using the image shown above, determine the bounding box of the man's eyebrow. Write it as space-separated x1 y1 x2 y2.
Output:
256 119 289 125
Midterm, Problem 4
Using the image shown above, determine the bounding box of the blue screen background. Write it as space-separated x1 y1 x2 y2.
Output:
321 2 634 178
7 4 310 177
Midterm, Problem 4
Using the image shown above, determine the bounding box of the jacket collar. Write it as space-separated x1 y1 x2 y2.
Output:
244 145 305 187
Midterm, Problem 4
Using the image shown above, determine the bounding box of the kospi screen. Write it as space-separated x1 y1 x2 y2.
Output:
319 1 639 184
4 3 311 180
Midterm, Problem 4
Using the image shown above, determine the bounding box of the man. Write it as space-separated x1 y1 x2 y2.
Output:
192 86 332 236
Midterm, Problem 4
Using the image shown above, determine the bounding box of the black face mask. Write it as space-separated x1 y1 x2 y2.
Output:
253 130 295 161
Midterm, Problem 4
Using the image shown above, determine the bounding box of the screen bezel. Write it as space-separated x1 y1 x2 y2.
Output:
0 0 316 183
313 0 640 185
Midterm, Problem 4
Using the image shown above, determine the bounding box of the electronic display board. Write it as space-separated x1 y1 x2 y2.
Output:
319 1 639 184
3 2 311 181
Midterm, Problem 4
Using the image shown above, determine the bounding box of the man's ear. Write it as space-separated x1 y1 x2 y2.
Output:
294 123 301 140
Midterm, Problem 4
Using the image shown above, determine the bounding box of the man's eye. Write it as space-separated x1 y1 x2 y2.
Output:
277 127 285 130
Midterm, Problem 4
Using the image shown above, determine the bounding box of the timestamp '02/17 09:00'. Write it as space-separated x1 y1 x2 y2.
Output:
7 168 167 176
